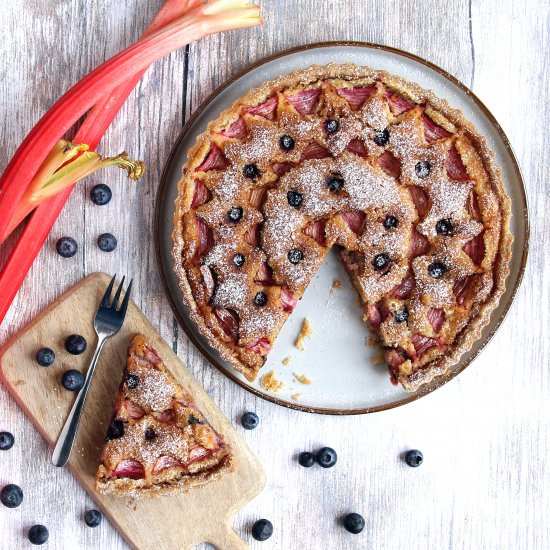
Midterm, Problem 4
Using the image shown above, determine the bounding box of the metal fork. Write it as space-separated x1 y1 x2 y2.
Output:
52 275 133 467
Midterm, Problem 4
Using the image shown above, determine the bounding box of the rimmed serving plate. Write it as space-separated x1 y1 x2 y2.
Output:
155 42 529 415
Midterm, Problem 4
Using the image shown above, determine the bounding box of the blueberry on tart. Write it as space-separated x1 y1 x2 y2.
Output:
172 64 512 392
95 335 233 496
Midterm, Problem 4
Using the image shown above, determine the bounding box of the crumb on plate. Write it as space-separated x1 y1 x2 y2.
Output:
291 393 302 401
331 278 342 290
293 373 312 385
260 370 284 393
282 356 291 366
295 318 312 351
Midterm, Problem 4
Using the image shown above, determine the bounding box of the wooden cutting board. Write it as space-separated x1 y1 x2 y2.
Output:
0 272 265 550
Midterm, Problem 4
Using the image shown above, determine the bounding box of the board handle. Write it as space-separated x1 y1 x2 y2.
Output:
202 519 248 550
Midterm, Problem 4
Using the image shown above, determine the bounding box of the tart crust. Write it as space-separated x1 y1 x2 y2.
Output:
171 63 512 392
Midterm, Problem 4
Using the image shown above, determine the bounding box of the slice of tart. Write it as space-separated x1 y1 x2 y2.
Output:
95 334 233 496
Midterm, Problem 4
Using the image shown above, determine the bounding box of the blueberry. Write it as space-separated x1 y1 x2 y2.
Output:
144 428 156 441
56 236 78 258
405 449 424 467
28 525 49 545
36 347 55 367
188 415 201 425
287 189 303 209
373 128 390 146
394 308 409 324
383 215 398 229
326 174 345 192
251 519 273 541
243 164 260 179
65 334 87 355
241 412 259 430
253 291 268 307
62 369 84 392
436 218 454 236
343 512 365 534
428 262 447 279
0 432 14 451
90 184 112 205
298 451 315 467
106 419 124 440
287 248 304 265
232 253 245 267
84 509 102 528
1 484 23 508
279 135 295 152
316 447 337 468
227 206 244 223
97 233 117 252
126 374 140 389
325 119 340 134
415 160 431 178
372 253 390 271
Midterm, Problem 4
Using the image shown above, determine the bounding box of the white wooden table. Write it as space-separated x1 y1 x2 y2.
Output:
1 1 548 549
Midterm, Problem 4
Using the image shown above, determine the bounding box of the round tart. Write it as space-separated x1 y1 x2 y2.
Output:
171 64 512 392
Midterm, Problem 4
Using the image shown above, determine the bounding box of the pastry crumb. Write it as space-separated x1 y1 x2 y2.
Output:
282 356 291 366
291 393 302 401
331 278 342 290
367 336 378 347
295 318 312 350
260 370 284 393
371 353 385 365
293 373 312 385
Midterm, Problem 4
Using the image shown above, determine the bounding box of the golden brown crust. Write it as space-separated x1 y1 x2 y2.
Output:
171 63 512 392
95 335 233 497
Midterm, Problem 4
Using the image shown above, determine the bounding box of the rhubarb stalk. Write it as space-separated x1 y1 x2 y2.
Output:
0 0 262 323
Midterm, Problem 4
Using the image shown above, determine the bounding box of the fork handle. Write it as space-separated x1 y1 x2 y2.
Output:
52 335 107 467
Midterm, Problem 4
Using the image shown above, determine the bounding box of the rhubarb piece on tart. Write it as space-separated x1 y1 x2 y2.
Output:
172 63 512 392
95 335 233 496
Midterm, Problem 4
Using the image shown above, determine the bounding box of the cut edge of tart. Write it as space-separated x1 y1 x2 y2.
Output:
171 63 512 392
95 334 233 497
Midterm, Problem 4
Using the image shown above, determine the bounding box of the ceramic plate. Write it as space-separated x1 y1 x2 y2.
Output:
155 42 529 414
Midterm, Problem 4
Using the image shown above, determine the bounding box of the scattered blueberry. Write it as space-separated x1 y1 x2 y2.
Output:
253 291 268 307
28 525 49 545
1 484 23 508
227 206 244 223
56 237 78 258
241 412 259 430
405 449 424 467
84 509 102 528
188 415 201 425
415 160 431 178
126 374 140 389
383 215 398 229
97 233 117 252
65 334 87 355
0 432 14 451
428 262 447 279
232 253 245 267
243 163 260 179
279 135 295 152
62 369 84 392
343 512 365 534
106 419 124 440
36 347 55 367
325 119 340 134
436 218 454 236
90 184 112 205
372 253 390 271
394 308 409 324
373 128 390 146
316 447 337 468
287 248 304 265
252 519 273 541
325 174 345 193
298 451 315 468
144 428 156 441
287 189 303 209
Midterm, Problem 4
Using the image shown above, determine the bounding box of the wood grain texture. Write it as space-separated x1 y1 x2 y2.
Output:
0 273 264 550
1 1 549 549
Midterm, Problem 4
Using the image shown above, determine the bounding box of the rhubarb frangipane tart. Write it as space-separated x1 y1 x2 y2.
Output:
171 64 512 392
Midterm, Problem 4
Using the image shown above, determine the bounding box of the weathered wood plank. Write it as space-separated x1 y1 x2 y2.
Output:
1 0 549 549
